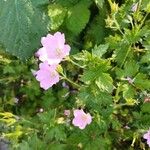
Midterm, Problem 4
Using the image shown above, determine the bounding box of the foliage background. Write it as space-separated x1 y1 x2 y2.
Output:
0 0 150 149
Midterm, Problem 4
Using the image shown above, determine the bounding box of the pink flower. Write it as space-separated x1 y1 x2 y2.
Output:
35 62 59 90
36 32 70 65
72 109 92 129
64 110 70 116
143 129 150 147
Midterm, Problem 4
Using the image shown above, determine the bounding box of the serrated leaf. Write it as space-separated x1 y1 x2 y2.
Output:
115 42 130 66
46 126 66 141
122 84 136 99
79 86 113 108
0 0 48 59
85 137 109 150
92 44 109 58
96 91 113 106
115 67 124 79
38 110 55 124
124 60 139 77
66 3 90 35
134 73 150 90
115 59 139 79
81 64 110 83
95 73 113 93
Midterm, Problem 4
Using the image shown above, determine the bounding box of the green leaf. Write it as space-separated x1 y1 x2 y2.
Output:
41 90 56 109
84 10 107 48
48 4 67 30
16 141 30 150
115 67 124 79
38 110 55 124
32 0 49 6
54 0 79 7
80 63 110 83
79 86 113 109
46 126 66 141
141 51 150 63
141 103 150 113
48 143 66 150
115 42 130 66
142 0 150 13
139 114 150 127
97 91 113 105
92 44 109 58
66 2 90 35
115 59 139 79
85 138 109 150
122 84 136 99
27 134 45 150
95 0 104 8
134 73 150 90
124 60 139 77
0 0 48 59
95 73 113 93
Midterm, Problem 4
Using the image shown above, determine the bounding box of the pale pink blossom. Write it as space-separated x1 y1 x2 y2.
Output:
36 32 70 65
143 129 150 147
64 110 70 116
72 109 92 129
35 62 59 90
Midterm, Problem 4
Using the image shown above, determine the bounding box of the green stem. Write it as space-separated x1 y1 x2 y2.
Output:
114 18 124 36
62 76 80 88
66 56 85 68
113 16 129 44
120 46 131 68
139 12 149 29
113 103 128 109
114 83 121 103
69 59 84 68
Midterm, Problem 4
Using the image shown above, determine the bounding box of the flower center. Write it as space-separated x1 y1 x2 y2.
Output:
50 71 56 78
56 48 62 56
81 114 87 121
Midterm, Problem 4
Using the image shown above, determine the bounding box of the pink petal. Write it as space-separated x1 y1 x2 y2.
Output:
147 140 150 147
54 32 65 48
86 113 92 124
37 47 48 63
72 109 92 130
73 109 83 117
40 79 53 90
63 44 71 56
41 34 53 48
36 32 71 65
35 62 59 90
143 131 150 140
79 123 87 130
